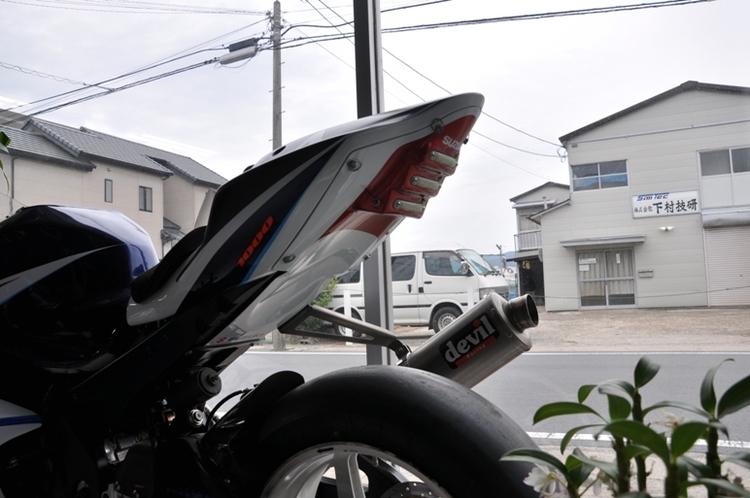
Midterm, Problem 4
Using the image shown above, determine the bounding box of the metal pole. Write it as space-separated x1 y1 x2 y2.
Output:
353 0 394 366
272 0 282 150
272 0 286 350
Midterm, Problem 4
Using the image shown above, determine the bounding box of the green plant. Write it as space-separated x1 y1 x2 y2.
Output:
502 356 750 498
300 278 338 332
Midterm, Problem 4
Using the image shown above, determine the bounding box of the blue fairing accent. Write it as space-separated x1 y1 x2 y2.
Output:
0 414 41 426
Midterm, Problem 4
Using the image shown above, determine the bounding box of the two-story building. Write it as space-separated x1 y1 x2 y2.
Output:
0 113 226 257
530 81 750 311
508 182 569 305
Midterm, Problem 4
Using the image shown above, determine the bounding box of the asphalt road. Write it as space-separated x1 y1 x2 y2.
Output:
217 350 750 447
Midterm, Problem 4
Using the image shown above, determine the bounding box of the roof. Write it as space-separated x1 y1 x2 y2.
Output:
509 181 569 203
559 81 750 144
22 118 226 186
0 125 94 170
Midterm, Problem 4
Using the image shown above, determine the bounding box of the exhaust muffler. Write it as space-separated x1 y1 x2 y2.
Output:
402 293 537 388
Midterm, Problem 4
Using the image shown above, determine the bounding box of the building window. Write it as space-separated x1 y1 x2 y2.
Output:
104 179 113 203
700 146 750 176
571 160 628 191
139 186 153 212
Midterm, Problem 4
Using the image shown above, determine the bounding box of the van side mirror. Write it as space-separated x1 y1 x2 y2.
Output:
459 262 471 276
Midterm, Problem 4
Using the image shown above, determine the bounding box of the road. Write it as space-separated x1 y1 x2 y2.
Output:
217 350 750 448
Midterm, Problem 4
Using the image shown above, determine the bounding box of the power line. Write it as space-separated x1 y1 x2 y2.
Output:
0 0 267 15
381 0 714 34
27 59 218 117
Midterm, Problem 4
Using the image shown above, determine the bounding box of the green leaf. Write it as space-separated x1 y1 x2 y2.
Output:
617 493 651 498
533 401 603 425
670 421 709 458
566 451 619 482
701 359 733 415
634 356 660 389
598 379 635 398
679 455 714 479
643 400 711 419
607 393 632 420
578 384 597 403
723 450 750 471
0 131 10 149
620 444 652 461
560 424 604 453
717 373 750 418
606 420 670 464
566 448 595 489
689 478 750 498
501 448 568 476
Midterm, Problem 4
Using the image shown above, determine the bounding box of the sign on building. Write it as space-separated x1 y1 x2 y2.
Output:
631 190 700 218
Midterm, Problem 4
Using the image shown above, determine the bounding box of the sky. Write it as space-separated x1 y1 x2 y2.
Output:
2 0 749 256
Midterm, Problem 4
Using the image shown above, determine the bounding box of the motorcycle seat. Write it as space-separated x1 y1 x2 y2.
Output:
130 226 207 303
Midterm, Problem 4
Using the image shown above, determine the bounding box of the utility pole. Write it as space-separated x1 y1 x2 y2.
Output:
271 0 285 350
272 0 282 149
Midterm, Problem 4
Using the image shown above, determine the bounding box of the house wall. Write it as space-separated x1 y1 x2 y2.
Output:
544 90 750 311
163 174 212 234
10 156 165 256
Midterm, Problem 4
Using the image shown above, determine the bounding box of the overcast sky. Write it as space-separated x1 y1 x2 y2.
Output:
2 0 748 255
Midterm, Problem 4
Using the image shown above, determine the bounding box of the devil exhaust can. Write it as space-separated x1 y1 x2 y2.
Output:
403 293 537 388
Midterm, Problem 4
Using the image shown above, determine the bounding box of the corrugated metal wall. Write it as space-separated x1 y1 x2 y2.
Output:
705 226 750 306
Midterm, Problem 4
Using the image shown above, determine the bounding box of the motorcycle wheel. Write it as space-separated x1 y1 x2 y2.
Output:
252 365 538 498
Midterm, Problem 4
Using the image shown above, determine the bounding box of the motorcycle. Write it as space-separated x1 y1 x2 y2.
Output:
0 93 541 498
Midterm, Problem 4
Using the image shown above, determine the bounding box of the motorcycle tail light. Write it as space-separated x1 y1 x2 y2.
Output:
427 150 458 171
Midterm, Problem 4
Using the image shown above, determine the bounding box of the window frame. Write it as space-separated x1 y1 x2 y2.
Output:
104 179 113 203
700 146 750 176
139 186 153 212
571 160 628 192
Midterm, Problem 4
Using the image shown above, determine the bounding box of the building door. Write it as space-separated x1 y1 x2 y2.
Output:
578 248 635 308
705 226 750 306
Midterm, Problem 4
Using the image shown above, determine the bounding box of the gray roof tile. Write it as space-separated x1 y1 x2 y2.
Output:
0 125 94 169
23 119 226 186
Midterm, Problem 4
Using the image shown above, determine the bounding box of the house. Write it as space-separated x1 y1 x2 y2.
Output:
0 113 226 257
508 182 569 305
535 81 750 311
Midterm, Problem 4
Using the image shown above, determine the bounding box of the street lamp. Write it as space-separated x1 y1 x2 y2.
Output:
219 38 258 66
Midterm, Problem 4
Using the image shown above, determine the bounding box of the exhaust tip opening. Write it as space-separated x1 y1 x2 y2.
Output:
504 294 538 331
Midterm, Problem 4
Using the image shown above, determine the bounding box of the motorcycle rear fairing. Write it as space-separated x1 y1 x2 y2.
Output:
126 94 483 337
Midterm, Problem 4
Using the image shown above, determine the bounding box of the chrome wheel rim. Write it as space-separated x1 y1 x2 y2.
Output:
260 442 452 498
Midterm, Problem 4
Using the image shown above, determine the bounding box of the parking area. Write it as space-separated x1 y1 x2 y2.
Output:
259 306 750 353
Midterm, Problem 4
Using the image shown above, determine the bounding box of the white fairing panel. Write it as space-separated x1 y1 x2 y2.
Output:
0 399 41 447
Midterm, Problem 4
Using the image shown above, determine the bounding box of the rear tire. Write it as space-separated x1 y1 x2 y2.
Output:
430 305 461 332
251 366 538 497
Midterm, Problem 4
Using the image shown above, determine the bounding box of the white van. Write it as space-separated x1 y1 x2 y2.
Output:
328 248 510 332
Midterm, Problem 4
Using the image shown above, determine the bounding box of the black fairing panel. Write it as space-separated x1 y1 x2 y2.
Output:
0 205 158 368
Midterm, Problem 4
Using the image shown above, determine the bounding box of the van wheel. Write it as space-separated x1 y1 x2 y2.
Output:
334 308 363 337
431 305 461 332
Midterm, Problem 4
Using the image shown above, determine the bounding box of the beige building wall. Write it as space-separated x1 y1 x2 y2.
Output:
543 89 750 311
9 156 166 256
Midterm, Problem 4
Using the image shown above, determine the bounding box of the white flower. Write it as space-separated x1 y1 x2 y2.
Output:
652 409 684 431
523 465 570 498
591 470 614 496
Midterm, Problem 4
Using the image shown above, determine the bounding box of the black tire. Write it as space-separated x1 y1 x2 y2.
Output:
333 308 363 337
430 304 461 332
251 366 538 497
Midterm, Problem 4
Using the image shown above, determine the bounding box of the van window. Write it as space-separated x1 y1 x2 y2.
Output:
457 249 496 276
338 267 360 284
391 255 415 281
423 251 464 276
